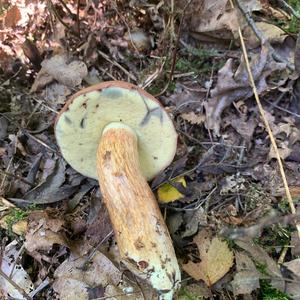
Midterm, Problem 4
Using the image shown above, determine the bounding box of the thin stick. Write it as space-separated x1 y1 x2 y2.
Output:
76 0 80 36
47 0 79 37
0 157 13 192
236 0 294 71
154 0 193 97
80 230 113 270
0 269 32 300
97 50 137 82
95 291 143 300
0 170 35 187
57 0 73 16
277 0 300 20
230 0 300 237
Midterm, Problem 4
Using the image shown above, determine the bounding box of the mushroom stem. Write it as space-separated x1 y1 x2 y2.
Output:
97 123 181 299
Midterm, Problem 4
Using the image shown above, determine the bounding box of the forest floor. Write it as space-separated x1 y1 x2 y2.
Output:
1 0 300 299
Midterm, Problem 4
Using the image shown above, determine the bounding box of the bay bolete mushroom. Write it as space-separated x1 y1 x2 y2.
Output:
55 81 181 299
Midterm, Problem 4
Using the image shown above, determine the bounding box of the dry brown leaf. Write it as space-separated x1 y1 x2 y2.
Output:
231 251 260 295
0 241 34 300
181 112 206 125
54 251 147 300
30 55 88 92
295 33 300 74
24 211 69 259
230 116 257 141
177 0 240 42
205 45 286 134
243 22 287 49
291 231 300 257
4 5 21 28
268 141 292 160
235 239 284 291
177 0 261 43
284 259 300 277
30 69 53 93
182 229 234 286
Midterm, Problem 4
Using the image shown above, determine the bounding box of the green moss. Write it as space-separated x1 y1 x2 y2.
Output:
5 204 39 238
5 208 27 237
260 280 291 300
177 288 203 300
253 224 293 257
284 1 300 33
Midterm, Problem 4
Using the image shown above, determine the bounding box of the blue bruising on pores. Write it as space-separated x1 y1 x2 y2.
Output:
64 115 72 124
101 87 123 99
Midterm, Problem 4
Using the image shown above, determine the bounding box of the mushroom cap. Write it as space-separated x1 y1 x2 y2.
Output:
55 81 177 181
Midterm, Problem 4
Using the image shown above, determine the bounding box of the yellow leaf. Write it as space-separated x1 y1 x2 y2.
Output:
182 229 234 286
157 177 186 203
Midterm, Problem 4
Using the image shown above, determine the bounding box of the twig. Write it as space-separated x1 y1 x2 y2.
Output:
97 50 137 82
230 0 300 237
98 67 118 81
276 0 300 20
0 269 32 300
76 0 80 36
154 0 193 97
0 157 13 192
0 113 58 154
0 170 34 187
264 98 300 118
80 230 113 270
278 246 289 264
111 1 141 55
236 0 294 71
57 0 73 16
47 0 79 37
30 96 58 114
220 210 300 239
23 131 58 153
95 291 143 300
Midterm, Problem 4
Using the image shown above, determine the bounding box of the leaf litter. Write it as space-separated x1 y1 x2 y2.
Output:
1 0 300 299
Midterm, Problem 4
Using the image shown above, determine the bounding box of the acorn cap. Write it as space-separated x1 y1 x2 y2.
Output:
55 81 177 180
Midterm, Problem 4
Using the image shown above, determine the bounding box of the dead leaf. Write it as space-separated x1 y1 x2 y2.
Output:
291 231 300 257
268 141 292 160
205 45 286 134
295 33 300 74
182 229 234 286
24 211 69 261
181 112 206 125
230 117 257 142
0 117 8 140
30 69 53 93
0 215 28 235
4 5 21 28
44 83 72 106
0 241 34 300
180 0 240 41
182 208 207 238
231 251 260 295
243 22 287 49
284 259 300 277
54 251 146 300
30 55 88 92
22 159 77 203
157 177 187 203
235 239 284 291
286 283 300 300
